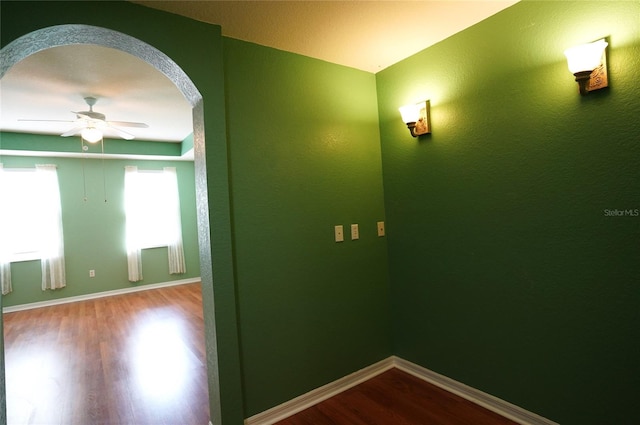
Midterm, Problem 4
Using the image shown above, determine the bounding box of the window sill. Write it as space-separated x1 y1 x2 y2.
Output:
9 253 41 263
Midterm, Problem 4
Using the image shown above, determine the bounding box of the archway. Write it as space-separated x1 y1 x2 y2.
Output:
0 24 221 425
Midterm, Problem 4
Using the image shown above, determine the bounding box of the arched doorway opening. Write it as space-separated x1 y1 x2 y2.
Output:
0 24 221 424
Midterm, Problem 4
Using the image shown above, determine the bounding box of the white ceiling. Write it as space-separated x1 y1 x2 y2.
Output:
133 0 519 73
0 44 193 144
0 0 518 146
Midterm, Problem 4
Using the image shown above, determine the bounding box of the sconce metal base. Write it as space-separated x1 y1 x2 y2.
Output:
574 71 592 95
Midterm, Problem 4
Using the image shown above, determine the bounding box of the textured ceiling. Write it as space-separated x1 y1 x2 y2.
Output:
0 44 192 144
133 0 519 73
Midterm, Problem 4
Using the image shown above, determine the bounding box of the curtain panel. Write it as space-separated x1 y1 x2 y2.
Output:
124 166 186 282
36 164 66 291
0 164 13 295
124 166 144 282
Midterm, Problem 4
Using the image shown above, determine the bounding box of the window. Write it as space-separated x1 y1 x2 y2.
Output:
124 167 182 249
124 166 186 282
0 165 64 262
0 164 67 293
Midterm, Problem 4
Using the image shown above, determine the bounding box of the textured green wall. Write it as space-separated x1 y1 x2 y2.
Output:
376 1 640 424
0 147 199 308
223 38 390 416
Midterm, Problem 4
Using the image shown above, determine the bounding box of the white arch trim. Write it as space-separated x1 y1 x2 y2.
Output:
1 24 201 106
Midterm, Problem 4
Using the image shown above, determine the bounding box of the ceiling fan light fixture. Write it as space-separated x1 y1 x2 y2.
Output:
82 127 103 143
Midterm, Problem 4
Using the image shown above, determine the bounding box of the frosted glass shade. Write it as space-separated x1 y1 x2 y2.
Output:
82 127 103 143
564 39 608 74
399 104 421 123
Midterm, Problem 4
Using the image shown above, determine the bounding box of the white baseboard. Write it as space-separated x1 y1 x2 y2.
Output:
244 356 558 425
392 357 559 425
2 277 201 313
244 357 395 425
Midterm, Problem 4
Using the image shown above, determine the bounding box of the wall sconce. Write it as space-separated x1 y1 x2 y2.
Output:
399 100 431 137
564 39 608 95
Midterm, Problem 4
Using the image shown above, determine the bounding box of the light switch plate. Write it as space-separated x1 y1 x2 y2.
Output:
351 224 359 240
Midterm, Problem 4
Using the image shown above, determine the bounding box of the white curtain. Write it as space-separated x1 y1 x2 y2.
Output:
0 164 13 295
36 164 66 291
164 167 186 275
124 166 186 281
124 166 143 282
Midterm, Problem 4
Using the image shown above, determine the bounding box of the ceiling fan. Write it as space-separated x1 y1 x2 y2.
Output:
20 96 148 142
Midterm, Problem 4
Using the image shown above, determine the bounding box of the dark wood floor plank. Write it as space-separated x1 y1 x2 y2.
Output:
276 368 519 425
4 282 210 425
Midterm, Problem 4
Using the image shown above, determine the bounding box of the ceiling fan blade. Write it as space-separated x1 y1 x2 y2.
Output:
18 119 75 123
107 120 148 128
60 127 84 137
107 125 135 140
72 111 92 120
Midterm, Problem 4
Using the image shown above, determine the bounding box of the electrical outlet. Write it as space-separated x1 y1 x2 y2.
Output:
377 221 385 237
334 225 344 242
89 269 95 278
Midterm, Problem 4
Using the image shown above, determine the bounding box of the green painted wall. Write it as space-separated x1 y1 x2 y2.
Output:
0 143 199 308
223 38 390 416
0 131 184 157
376 1 640 424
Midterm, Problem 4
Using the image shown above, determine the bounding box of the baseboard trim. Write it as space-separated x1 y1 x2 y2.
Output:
244 356 558 425
2 277 201 313
392 356 559 425
244 357 395 425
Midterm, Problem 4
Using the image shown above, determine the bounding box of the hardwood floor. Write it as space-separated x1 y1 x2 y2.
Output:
6 284 518 425
4 283 209 425
274 368 519 425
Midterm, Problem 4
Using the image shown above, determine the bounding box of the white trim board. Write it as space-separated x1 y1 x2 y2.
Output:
244 356 559 425
2 277 201 313
245 358 395 425
392 357 559 425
